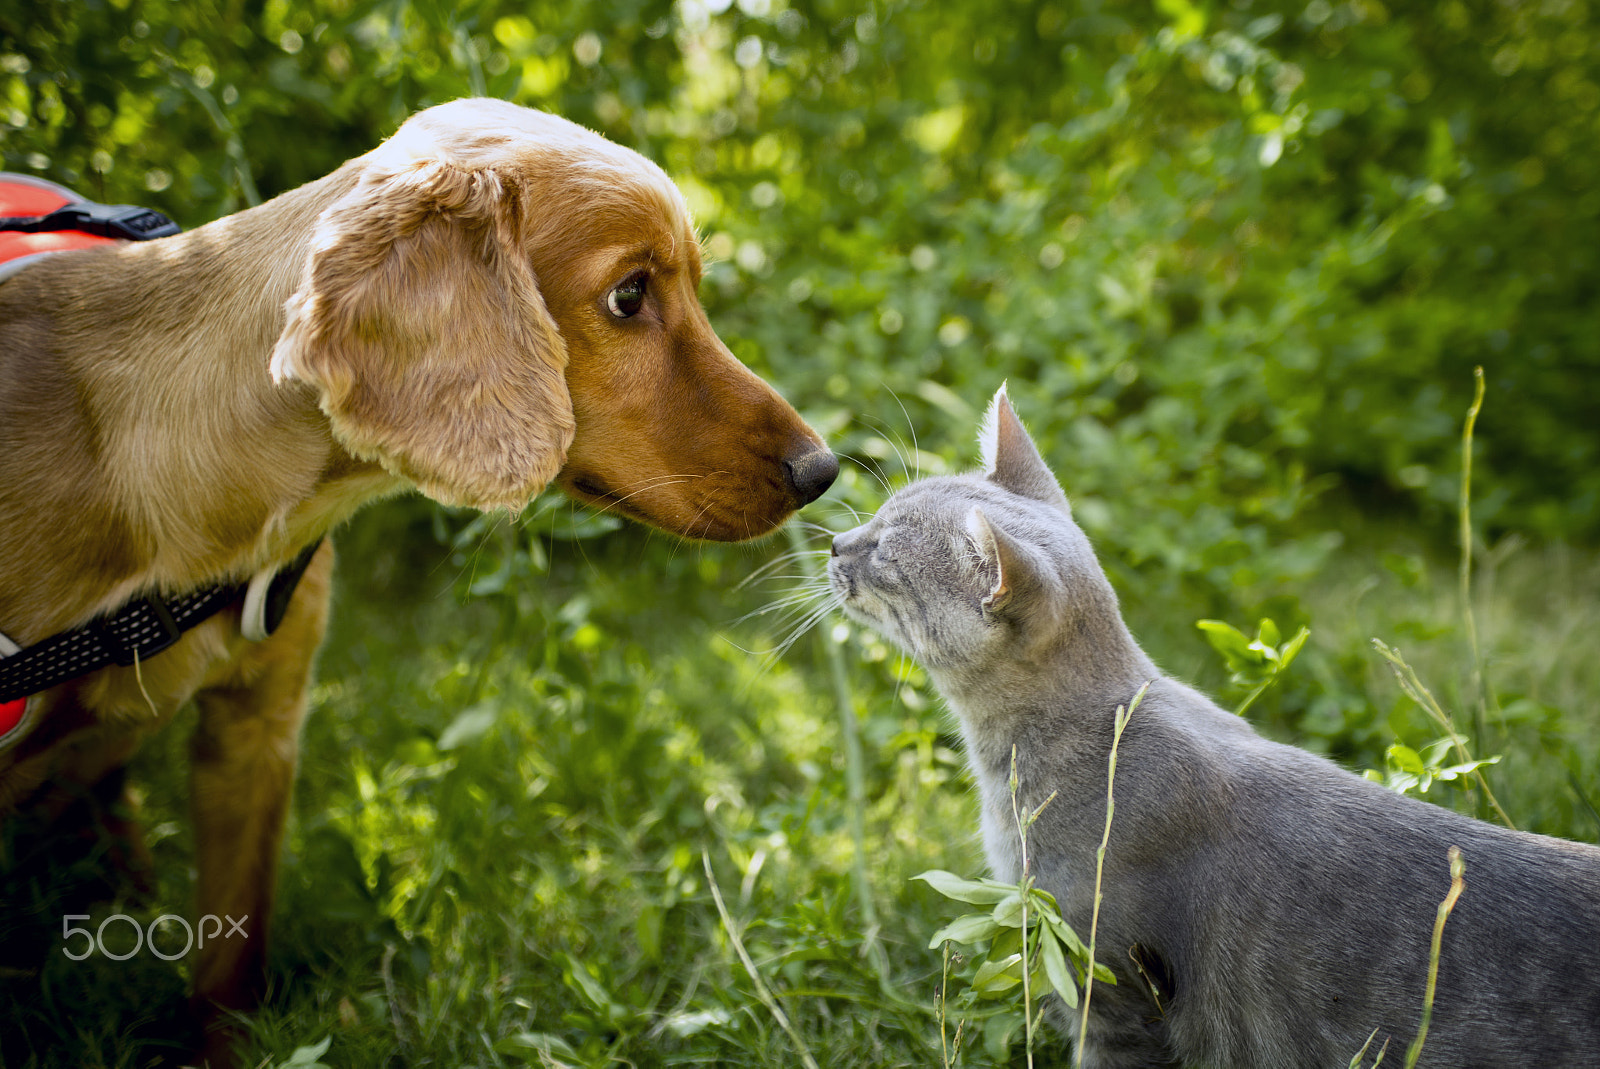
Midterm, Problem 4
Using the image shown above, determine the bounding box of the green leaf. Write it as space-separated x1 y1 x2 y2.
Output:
913 870 1016 905
1257 617 1282 649
1420 738 1455 765
1026 886 1063 924
1045 915 1088 957
562 954 628 1025
990 925 1023 960
982 1011 1023 1062
991 893 1025 928
436 702 498 752
1278 626 1311 669
496 1032 580 1062
1388 744 1425 774
1438 755 1501 778
1039 929 1079 1009
928 913 1002 949
1388 771 1422 794
275 1037 332 1069
971 953 1024 996
1156 0 1206 40
660 1008 732 1038
1196 620 1255 672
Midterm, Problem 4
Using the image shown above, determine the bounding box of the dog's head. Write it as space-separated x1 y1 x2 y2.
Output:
270 98 835 541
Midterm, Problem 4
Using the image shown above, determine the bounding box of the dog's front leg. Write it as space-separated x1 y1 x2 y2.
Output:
189 542 334 1061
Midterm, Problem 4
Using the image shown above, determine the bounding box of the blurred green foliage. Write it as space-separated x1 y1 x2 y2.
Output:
2 0 1598 1065
4 0 1597 547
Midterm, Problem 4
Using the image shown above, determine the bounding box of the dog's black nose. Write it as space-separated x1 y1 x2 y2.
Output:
784 444 839 506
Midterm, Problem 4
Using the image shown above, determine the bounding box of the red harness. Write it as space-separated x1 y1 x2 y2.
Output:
0 693 22 739
0 174 121 271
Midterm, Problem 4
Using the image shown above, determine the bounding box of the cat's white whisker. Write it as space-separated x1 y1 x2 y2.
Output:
856 413 915 487
884 386 921 482
736 547 829 590
733 589 834 627
838 450 895 496
773 597 839 645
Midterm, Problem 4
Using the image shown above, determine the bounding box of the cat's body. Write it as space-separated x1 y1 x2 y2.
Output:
827 387 1600 1068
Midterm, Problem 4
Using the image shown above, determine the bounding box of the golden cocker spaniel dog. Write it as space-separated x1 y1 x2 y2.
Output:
0 98 835 1040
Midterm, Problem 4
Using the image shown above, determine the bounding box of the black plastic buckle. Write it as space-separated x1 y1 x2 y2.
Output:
0 203 181 241
93 596 182 667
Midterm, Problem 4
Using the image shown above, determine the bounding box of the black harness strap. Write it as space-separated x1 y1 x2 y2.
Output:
0 541 324 705
0 201 181 241
0 586 242 703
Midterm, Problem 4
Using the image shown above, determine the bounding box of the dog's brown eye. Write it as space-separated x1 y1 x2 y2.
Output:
607 272 648 318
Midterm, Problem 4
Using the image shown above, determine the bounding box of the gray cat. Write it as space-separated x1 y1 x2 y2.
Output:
826 385 1600 1068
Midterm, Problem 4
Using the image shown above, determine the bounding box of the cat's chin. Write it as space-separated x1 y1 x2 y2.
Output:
838 606 881 639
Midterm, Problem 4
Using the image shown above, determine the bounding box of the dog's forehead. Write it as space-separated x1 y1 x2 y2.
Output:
389 98 616 164
390 100 683 208
377 99 703 300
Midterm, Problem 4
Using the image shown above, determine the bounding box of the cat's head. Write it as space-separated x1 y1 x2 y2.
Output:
827 385 1114 672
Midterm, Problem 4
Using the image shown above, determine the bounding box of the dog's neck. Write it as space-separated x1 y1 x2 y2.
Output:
0 163 405 640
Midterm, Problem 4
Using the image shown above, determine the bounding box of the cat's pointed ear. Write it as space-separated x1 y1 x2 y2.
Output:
978 384 1069 512
966 505 1030 615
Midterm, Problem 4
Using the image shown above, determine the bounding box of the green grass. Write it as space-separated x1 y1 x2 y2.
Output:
1 492 1596 1068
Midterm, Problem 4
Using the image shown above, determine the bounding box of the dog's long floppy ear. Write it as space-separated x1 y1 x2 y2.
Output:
270 161 573 512
978 383 1069 513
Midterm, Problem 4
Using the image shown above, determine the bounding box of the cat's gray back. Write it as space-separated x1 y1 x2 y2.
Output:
827 386 1600 1069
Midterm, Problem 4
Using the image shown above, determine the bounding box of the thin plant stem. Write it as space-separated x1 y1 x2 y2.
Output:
939 941 951 1069
1009 746 1035 1069
1075 681 1150 1069
1371 641 1514 830
1569 769 1600 836
1403 847 1467 1069
703 848 822 1069
1459 368 1489 788
1008 747 1057 1069
1234 677 1273 718
1347 1027 1381 1068
785 522 891 984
